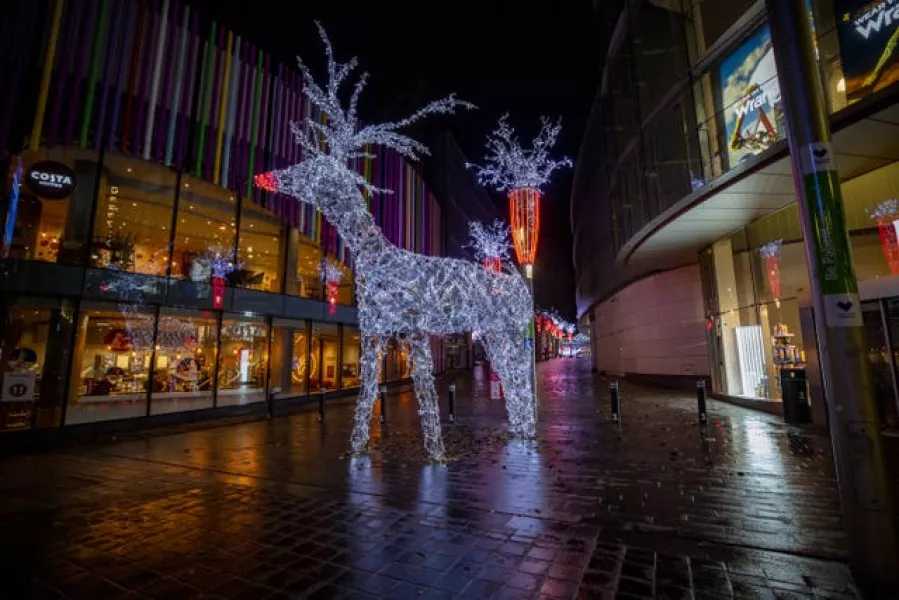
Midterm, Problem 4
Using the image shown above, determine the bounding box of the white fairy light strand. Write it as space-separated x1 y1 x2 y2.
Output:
758 239 782 259
467 220 512 264
868 199 899 221
466 114 572 192
320 258 345 284
256 24 535 460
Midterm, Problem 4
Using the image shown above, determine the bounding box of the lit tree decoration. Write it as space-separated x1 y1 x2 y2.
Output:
467 219 512 272
321 258 345 314
255 24 534 460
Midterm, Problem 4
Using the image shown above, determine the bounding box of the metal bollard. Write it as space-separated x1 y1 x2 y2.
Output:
448 382 456 423
379 384 388 424
610 381 620 423
697 379 708 424
318 391 325 423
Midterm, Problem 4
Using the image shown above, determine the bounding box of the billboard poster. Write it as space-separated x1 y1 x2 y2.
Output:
718 26 786 168
836 0 899 102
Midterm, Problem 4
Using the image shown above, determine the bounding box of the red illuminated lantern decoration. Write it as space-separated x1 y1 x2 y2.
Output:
509 188 540 271
327 280 339 314
870 200 899 275
212 276 225 309
758 240 782 300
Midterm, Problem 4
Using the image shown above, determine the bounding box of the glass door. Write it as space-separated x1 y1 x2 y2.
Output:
862 301 899 429
880 299 899 428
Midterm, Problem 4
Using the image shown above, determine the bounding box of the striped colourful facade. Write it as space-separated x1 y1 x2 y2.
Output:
23 0 444 265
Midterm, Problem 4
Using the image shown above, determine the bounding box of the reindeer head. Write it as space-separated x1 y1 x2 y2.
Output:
255 23 474 212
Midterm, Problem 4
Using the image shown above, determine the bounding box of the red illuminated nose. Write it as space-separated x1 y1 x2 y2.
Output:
254 172 279 192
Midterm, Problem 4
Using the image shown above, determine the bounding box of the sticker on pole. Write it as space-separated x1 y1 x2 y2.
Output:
1 372 36 403
824 293 862 327
800 142 835 175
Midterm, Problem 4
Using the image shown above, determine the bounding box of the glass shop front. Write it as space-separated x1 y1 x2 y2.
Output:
0 149 379 434
701 159 899 428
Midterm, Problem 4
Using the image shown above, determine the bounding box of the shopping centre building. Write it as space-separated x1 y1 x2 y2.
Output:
0 2 450 433
573 0 899 425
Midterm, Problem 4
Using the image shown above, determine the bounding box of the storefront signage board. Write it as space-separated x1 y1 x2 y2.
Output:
24 161 76 199
718 26 785 168
836 0 899 102
1 371 36 403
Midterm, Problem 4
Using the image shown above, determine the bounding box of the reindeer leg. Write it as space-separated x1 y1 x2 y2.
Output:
350 336 385 453
406 335 446 460
485 332 536 438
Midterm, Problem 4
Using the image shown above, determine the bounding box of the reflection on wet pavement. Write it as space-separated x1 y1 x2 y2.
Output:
0 358 873 598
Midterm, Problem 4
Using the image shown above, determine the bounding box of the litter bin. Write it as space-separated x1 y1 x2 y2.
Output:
781 368 812 424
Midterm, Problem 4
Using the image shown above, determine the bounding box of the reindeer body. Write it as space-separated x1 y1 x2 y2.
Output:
255 25 536 459
268 161 535 459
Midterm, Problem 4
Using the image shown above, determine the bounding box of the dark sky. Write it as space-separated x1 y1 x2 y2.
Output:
192 0 598 321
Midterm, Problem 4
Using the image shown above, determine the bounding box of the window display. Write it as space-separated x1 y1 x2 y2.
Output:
172 176 237 281
270 319 310 397
342 326 361 390
237 199 284 293
149 308 218 415
310 323 339 393
217 315 268 405
1 304 51 431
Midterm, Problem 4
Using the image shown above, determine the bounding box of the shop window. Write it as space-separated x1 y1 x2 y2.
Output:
310 323 339 393
719 306 767 398
759 299 806 401
290 235 324 300
384 338 411 383
172 175 238 282
237 198 284 293
149 308 218 416
271 319 310 397
1 302 53 431
218 314 268 405
6 148 99 264
684 0 759 63
66 302 155 424
341 326 361 390
91 154 177 275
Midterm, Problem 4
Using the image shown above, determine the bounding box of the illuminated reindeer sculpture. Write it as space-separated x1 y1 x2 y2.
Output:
255 25 534 460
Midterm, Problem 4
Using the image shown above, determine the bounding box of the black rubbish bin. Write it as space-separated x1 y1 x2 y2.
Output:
781 368 812 424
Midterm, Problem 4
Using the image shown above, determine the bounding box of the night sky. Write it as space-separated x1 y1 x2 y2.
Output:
191 0 599 321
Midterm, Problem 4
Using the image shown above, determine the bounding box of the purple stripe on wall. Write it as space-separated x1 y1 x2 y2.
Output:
46 1 79 147
153 0 179 160
203 25 224 181
94 0 123 149
233 43 250 189
174 11 198 168
64 0 98 147
106 1 137 149
133 2 158 155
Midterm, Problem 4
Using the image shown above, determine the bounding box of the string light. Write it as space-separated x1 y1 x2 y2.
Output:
255 24 535 460
467 220 512 267
466 114 571 193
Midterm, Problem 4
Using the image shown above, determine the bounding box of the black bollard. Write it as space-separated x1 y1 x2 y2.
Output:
610 381 620 423
379 384 388 424
448 382 456 423
697 379 708 424
318 391 325 423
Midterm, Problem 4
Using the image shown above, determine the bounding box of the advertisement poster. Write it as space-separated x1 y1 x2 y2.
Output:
836 0 899 102
718 26 786 168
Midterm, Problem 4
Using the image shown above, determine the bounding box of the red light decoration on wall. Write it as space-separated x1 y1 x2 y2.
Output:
758 240 782 300
869 200 899 275
327 280 339 315
483 258 502 273
212 276 225 309
876 217 899 275
509 188 540 267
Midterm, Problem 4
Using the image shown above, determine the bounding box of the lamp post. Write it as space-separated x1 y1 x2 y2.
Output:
467 115 571 422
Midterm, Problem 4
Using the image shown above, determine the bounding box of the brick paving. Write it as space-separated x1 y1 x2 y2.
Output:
0 358 887 599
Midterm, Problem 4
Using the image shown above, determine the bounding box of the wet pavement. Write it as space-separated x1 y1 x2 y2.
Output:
0 358 885 599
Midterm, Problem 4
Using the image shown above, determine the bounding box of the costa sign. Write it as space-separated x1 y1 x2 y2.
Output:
25 161 76 199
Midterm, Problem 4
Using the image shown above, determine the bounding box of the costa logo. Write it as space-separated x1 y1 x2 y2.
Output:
25 161 76 199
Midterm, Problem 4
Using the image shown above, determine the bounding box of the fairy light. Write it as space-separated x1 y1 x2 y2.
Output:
467 219 512 269
321 258 344 314
255 24 534 460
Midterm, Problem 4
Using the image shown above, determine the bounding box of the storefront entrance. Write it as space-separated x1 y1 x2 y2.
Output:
861 299 899 429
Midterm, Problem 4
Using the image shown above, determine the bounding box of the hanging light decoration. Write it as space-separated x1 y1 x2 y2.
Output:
467 114 571 276
320 258 344 315
868 199 899 275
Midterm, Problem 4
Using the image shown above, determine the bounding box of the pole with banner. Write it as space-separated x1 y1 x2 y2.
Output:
766 0 897 592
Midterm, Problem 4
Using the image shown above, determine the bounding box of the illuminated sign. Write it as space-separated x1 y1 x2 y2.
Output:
24 161 76 199
836 0 899 101
718 26 785 168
